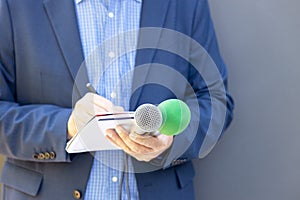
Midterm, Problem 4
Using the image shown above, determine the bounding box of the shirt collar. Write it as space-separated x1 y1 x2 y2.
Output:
75 0 141 5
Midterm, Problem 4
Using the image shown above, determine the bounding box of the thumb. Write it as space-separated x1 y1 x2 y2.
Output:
112 106 125 113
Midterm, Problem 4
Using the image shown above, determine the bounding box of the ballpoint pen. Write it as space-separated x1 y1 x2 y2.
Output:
86 82 97 94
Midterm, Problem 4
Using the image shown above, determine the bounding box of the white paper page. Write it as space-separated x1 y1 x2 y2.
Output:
65 112 134 153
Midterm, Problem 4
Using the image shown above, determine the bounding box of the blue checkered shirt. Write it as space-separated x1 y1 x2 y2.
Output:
74 0 141 199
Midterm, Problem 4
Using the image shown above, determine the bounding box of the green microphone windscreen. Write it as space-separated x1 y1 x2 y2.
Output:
158 99 191 136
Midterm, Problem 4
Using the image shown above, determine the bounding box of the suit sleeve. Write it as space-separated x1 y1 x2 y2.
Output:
0 0 72 162
162 0 234 168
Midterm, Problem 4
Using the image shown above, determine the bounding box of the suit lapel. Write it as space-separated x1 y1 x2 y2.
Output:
43 0 170 106
131 0 171 109
43 0 89 98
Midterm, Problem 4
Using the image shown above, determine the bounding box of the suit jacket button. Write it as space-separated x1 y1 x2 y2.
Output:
73 189 82 199
38 153 45 160
32 153 39 159
171 160 177 166
49 151 56 159
44 152 50 159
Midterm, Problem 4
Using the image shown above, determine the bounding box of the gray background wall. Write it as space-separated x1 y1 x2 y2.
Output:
0 155 3 196
194 0 300 200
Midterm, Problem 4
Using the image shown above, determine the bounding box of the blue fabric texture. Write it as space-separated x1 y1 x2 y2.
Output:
75 0 141 199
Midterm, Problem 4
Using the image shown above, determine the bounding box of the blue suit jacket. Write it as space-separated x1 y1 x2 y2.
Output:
0 0 234 199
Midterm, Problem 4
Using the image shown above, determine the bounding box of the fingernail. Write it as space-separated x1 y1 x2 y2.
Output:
106 130 113 138
115 125 122 133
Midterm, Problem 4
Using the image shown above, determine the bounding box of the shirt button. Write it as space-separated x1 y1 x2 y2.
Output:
112 176 118 182
108 51 115 58
110 92 116 99
108 12 114 18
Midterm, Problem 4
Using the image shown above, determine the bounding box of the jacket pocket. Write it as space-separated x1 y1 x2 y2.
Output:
175 161 195 188
0 161 43 196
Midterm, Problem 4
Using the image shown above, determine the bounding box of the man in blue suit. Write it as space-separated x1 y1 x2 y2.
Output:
0 0 234 199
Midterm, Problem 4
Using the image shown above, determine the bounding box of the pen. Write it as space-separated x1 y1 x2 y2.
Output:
86 83 97 94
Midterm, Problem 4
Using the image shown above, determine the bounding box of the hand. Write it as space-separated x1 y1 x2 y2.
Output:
67 93 122 139
105 125 173 162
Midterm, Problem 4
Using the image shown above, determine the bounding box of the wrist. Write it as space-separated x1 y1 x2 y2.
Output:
67 115 78 140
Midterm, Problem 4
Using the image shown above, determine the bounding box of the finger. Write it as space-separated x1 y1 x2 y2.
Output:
112 106 124 113
105 129 134 154
156 134 174 147
92 104 109 115
130 133 173 150
129 133 162 149
105 135 151 162
92 95 113 111
73 112 94 130
76 96 107 116
86 93 114 112
115 126 153 154
74 108 94 119
106 129 163 162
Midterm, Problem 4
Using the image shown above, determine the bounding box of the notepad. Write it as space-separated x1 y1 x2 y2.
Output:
65 112 135 153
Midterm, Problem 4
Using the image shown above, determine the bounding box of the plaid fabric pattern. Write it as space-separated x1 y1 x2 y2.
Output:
74 0 142 199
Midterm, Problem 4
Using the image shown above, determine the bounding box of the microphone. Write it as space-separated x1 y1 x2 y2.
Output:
131 99 191 136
